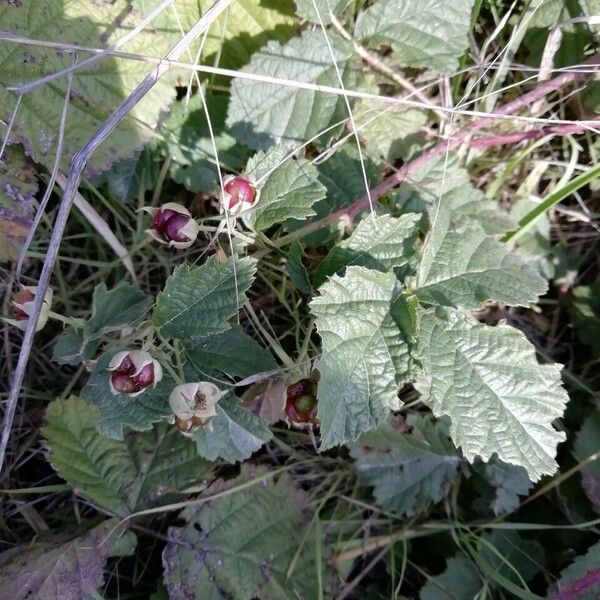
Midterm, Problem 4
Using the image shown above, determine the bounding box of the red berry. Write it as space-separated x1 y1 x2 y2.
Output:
153 208 178 234
224 177 256 210
287 379 312 402
165 212 192 243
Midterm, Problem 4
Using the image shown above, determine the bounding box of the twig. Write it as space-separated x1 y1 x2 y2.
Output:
0 0 232 477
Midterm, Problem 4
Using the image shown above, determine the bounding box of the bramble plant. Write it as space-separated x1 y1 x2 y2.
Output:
1 0 600 598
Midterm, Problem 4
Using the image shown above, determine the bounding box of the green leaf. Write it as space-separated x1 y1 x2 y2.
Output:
52 326 91 366
354 0 475 72
227 31 356 149
185 326 277 379
245 151 326 230
148 0 295 73
394 156 514 235
315 213 420 286
162 468 336 599
354 101 427 163
351 414 460 516
294 0 351 24
0 1 177 174
484 457 533 515
153 256 256 341
551 540 600 600
573 410 600 514
192 394 272 463
419 556 482 600
81 351 174 439
0 145 37 261
85 282 152 338
43 396 212 514
417 308 569 481
0 520 135 600
160 93 249 193
567 285 600 357
311 266 417 449
287 240 313 294
414 200 547 309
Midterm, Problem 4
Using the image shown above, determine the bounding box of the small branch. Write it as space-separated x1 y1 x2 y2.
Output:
0 0 232 477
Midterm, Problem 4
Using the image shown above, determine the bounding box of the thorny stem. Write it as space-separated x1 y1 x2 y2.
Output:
548 567 600 600
0 0 232 477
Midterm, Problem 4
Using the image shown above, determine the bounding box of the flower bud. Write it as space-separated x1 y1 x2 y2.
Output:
6 286 53 332
220 176 259 216
285 378 319 426
108 350 162 397
169 382 222 435
142 202 199 249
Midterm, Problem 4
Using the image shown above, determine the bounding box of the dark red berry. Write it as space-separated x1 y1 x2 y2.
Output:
165 212 192 243
153 208 179 234
287 378 312 402
13 290 35 321
224 177 256 209
110 356 155 394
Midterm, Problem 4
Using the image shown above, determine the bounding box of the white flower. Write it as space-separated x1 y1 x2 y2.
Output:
169 381 223 435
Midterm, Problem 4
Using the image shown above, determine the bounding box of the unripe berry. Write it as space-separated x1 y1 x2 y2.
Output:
285 378 319 426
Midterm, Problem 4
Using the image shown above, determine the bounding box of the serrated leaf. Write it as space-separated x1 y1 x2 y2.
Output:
315 213 420 286
418 308 569 481
227 31 356 149
294 0 351 24
419 556 482 600
81 351 174 439
574 410 600 514
354 101 427 162
52 325 90 366
355 0 475 72
185 326 277 379
351 414 460 516
245 152 326 230
153 256 256 341
414 200 547 309
0 1 176 174
287 240 313 294
192 394 272 463
0 520 135 600
311 266 417 449
160 94 249 193
550 540 600 600
0 144 37 261
162 468 335 600
484 457 533 515
394 156 514 235
43 396 212 514
86 282 152 338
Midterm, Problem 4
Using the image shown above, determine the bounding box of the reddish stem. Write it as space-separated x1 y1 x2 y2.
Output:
334 54 600 221
469 123 591 149
548 567 600 600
